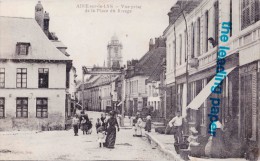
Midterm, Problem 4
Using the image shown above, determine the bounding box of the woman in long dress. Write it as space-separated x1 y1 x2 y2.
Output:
205 121 226 158
135 114 143 137
105 111 120 148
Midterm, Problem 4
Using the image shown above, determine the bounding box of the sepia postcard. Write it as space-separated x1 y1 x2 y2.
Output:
0 0 259 160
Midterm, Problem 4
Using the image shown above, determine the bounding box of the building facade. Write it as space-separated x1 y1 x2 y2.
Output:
164 0 260 157
125 38 166 116
0 16 72 131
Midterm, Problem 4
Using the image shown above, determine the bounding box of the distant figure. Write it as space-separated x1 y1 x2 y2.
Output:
80 116 88 135
72 114 80 136
96 118 102 134
133 113 143 137
97 126 106 148
168 111 183 143
87 120 93 134
105 111 120 148
144 115 151 132
100 113 107 130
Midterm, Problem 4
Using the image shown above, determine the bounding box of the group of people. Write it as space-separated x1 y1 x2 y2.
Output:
167 111 237 158
72 112 92 136
72 110 120 149
132 113 152 137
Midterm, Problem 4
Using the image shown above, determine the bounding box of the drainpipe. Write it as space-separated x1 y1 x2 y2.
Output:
181 10 189 135
173 25 178 115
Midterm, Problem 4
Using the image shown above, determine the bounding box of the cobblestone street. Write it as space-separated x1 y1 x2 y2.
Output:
0 112 171 160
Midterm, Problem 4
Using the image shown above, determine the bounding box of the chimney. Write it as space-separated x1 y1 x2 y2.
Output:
155 36 166 48
43 11 50 36
149 38 154 51
168 6 180 24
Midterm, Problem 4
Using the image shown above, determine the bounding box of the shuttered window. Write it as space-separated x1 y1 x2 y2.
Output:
241 0 260 29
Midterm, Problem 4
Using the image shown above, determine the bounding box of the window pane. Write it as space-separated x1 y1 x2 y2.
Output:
37 112 41 117
43 112 48 117
44 69 49 73
17 112 21 117
43 99 47 105
22 83 26 87
23 99 28 104
0 99 4 105
17 83 21 87
17 100 22 105
22 74 27 79
0 68 4 73
22 68 27 73
23 112 28 117
17 69 21 73
0 112 3 117
0 83 4 88
17 74 21 79
39 68 43 73
36 99 42 105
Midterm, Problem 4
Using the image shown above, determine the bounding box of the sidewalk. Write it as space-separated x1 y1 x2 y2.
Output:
145 131 247 161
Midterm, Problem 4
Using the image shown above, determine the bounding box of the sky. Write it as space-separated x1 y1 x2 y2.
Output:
0 0 176 78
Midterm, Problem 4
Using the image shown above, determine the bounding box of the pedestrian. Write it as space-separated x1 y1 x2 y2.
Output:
144 115 151 133
97 126 106 148
72 114 80 136
87 119 93 134
105 111 120 148
100 113 107 129
205 120 226 158
96 118 102 134
133 113 143 137
168 111 183 143
132 114 137 135
80 116 88 135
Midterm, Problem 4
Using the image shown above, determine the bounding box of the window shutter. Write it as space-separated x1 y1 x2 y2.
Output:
250 0 256 24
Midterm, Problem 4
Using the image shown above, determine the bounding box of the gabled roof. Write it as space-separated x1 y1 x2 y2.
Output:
127 47 166 79
0 16 71 61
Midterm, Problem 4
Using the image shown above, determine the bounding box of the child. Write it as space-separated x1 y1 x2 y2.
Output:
144 115 151 132
187 127 200 150
72 114 80 136
97 126 106 148
96 118 102 134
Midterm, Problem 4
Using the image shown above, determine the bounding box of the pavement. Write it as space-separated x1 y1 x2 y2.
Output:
0 112 171 160
145 130 248 161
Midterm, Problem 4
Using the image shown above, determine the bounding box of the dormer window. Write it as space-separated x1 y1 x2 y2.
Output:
16 42 30 55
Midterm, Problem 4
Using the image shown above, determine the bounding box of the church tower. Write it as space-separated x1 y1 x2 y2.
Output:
107 34 123 69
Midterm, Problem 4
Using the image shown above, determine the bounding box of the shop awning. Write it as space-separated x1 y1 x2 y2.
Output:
187 67 236 110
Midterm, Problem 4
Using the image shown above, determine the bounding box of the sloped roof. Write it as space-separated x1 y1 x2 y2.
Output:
0 16 70 61
134 47 166 78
